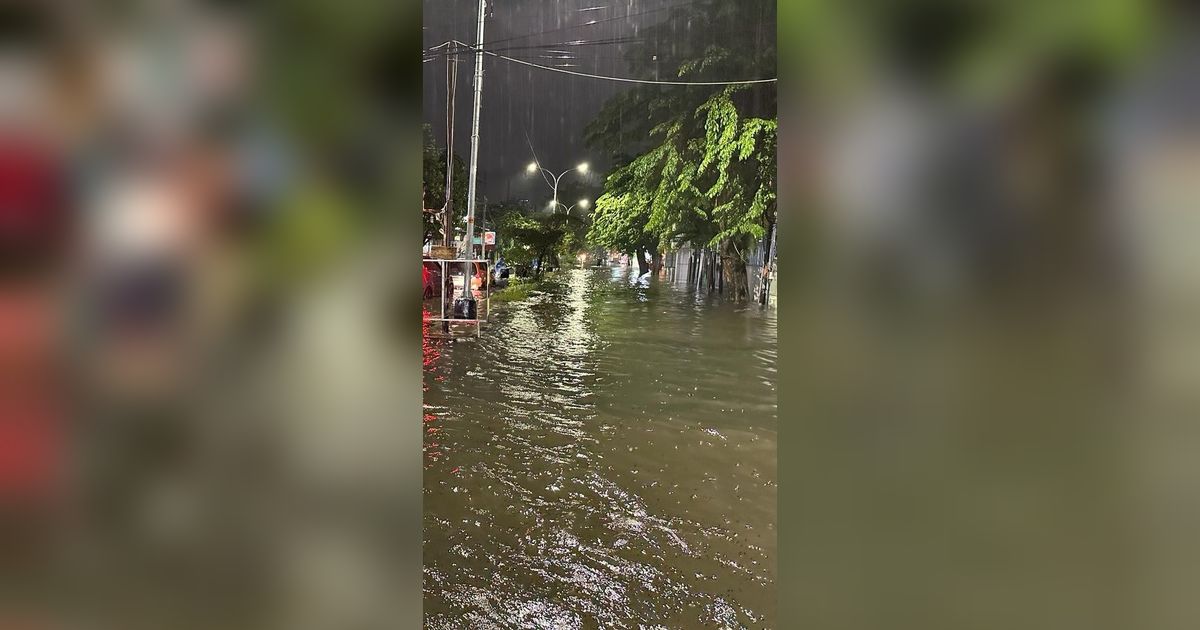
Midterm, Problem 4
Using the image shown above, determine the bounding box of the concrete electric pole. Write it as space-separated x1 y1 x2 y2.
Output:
455 0 487 319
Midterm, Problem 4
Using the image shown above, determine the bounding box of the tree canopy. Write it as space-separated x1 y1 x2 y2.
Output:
585 0 777 297
493 207 587 275
422 124 467 243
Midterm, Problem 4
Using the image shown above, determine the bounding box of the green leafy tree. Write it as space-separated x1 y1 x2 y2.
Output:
586 0 777 299
494 207 587 277
588 161 661 276
422 124 466 244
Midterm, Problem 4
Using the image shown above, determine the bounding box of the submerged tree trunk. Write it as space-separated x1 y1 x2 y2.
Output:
718 254 724 294
720 239 750 302
700 248 710 292
759 221 775 305
635 246 650 277
651 250 663 276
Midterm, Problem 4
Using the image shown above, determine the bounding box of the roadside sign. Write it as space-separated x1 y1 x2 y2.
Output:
483 231 496 245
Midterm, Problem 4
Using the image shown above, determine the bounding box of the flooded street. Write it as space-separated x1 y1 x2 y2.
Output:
423 266 777 628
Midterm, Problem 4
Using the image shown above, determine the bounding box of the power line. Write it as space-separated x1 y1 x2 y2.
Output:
491 50 776 86
451 40 776 86
424 36 641 63
524 129 553 190
485 36 644 54
483 0 703 48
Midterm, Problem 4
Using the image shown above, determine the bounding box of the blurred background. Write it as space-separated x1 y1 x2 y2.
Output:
0 0 421 628
9 0 1200 626
779 1 1200 628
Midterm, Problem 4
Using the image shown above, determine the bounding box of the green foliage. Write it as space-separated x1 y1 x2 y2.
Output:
585 0 777 263
584 0 775 157
260 178 358 287
491 277 540 303
422 124 467 243
263 0 407 147
696 89 776 247
495 210 589 274
588 166 658 258
783 0 1156 102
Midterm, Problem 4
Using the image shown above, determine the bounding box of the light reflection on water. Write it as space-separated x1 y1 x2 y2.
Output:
423 266 777 628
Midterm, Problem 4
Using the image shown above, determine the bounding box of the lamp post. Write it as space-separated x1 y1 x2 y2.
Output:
526 161 589 213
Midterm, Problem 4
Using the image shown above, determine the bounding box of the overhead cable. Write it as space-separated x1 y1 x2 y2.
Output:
450 40 776 86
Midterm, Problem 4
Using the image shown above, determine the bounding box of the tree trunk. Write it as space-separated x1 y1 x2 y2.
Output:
635 246 650 277
700 248 710 292
720 239 750 302
689 250 698 286
651 250 663 276
718 254 724 293
759 221 775 305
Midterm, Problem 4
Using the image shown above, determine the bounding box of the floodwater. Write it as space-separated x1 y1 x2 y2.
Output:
423 266 777 628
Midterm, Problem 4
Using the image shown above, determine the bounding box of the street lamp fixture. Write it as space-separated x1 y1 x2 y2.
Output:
524 158 594 213
565 198 590 215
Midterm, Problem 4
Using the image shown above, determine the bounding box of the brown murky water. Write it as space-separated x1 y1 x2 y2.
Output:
423 266 776 628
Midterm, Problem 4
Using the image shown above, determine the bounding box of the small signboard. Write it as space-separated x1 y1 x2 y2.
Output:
483 231 496 246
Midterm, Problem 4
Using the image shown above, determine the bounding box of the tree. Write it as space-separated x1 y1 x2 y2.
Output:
586 0 777 299
422 124 466 244
494 209 585 277
588 160 661 277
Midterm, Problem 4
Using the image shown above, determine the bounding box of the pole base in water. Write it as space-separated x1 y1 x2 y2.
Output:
452 296 477 320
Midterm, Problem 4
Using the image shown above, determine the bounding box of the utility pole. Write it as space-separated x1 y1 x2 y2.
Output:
443 50 459 248
457 0 486 316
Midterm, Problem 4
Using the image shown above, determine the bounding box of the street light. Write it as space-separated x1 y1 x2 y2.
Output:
525 160 591 213
565 198 590 214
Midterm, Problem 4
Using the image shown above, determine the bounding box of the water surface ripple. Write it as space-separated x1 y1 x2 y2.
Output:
424 267 777 628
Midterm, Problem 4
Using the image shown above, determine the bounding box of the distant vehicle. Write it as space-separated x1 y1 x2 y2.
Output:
448 262 486 292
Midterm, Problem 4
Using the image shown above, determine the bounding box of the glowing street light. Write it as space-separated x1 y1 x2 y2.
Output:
565 198 590 214
524 159 592 213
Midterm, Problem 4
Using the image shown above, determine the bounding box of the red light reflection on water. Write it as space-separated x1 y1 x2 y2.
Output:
422 308 452 471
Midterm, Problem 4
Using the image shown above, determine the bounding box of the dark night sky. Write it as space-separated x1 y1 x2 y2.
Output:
422 0 681 206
